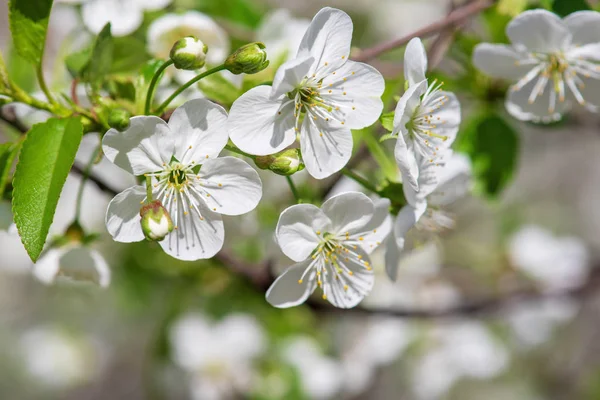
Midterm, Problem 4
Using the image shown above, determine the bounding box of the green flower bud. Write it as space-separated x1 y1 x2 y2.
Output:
108 108 132 131
140 200 173 241
255 149 304 176
224 42 269 75
170 36 208 71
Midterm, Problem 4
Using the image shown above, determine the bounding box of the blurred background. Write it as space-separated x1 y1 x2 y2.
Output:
2 0 600 399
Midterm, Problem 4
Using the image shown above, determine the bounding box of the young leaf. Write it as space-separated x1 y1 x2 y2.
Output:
380 111 394 132
65 46 93 78
0 142 20 197
84 23 114 90
457 112 519 197
9 0 55 65
12 117 83 261
111 37 150 74
553 0 590 16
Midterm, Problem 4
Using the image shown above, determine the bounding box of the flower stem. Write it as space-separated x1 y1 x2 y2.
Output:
74 145 100 223
145 59 174 115
286 175 300 201
154 65 226 115
36 64 57 106
341 168 379 194
224 143 255 159
146 175 153 202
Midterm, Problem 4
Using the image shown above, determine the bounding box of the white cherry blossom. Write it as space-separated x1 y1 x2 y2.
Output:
170 313 266 400
228 7 385 179
473 9 600 123
393 38 461 191
266 192 391 309
102 98 262 261
34 245 111 288
256 9 310 65
386 151 472 281
81 0 172 37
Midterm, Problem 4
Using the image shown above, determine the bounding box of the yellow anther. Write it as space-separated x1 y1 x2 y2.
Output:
298 279 303 284
343 285 349 291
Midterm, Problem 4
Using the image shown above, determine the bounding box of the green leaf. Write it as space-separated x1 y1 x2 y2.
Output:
9 0 54 65
456 112 519 197
12 117 83 261
380 111 394 132
0 51 9 93
84 24 114 90
7 47 36 92
111 37 150 74
553 0 590 16
197 73 242 107
65 46 93 78
0 142 20 197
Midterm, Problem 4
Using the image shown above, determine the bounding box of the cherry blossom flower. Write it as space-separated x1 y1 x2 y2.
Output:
170 313 266 400
473 9 600 123
386 151 472 281
228 7 385 179
102 99 262 261
393 38 461 191
266 192 391 308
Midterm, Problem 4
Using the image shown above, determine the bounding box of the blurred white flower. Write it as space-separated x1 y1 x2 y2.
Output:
282 336 343 399
473 10 600 123
81 0 173 37
386 152 472 281
147 11 230 83
19 326 104 389
228 7 384 179
266 192 391 309
34 244 111 288
256 9 310 65
508 225 589 293
170 313 266 400
505 297 579 348
411 321 509 400
393 38 461 192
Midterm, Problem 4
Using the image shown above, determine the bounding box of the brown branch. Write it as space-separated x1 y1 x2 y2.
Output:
353 0 496 62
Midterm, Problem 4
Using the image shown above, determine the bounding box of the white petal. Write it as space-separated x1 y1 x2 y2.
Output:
394 203 427 248
57 247 111 287
393 80 428 191
88 249 111 288
429 152 472 207
271 55 315 99
356 197 392 254
506 9 570 53
105 186 146 243
168 99 229 164
300 118 353 179
103 116 174 175
228 86 296 156
384 233 404 282
160 201 224 260
575 75 600 110
323 247 374 309
266 259 317 308
33 248 64 284
403 155 439 206
473 43 533 80
321 192 374 235
297 7 353 76
568 42 600 62
276 204 330 262
82 0 143 37
506 82 571 123
404 37 427 87
320 60 385 129
197 157 262 216
564 10 600 45
134 0 172 12
257 9 310 63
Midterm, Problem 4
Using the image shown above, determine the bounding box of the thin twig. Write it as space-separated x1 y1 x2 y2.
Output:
353 0 496 62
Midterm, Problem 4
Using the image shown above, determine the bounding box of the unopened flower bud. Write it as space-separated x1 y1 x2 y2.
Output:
140 200 173 241
255 149 304 176
170 36 208 70
224 42 269 75
108 108 131 131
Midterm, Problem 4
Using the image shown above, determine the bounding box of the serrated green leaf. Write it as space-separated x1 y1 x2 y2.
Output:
552 0 590 16
456 112 518 197
12 117 83 261
380 111 394 132
84 24 114 91
111 37 150 74
9 0 54 65
0 142 20 197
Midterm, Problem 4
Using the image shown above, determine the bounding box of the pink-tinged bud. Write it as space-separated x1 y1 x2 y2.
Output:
140 200 173 241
